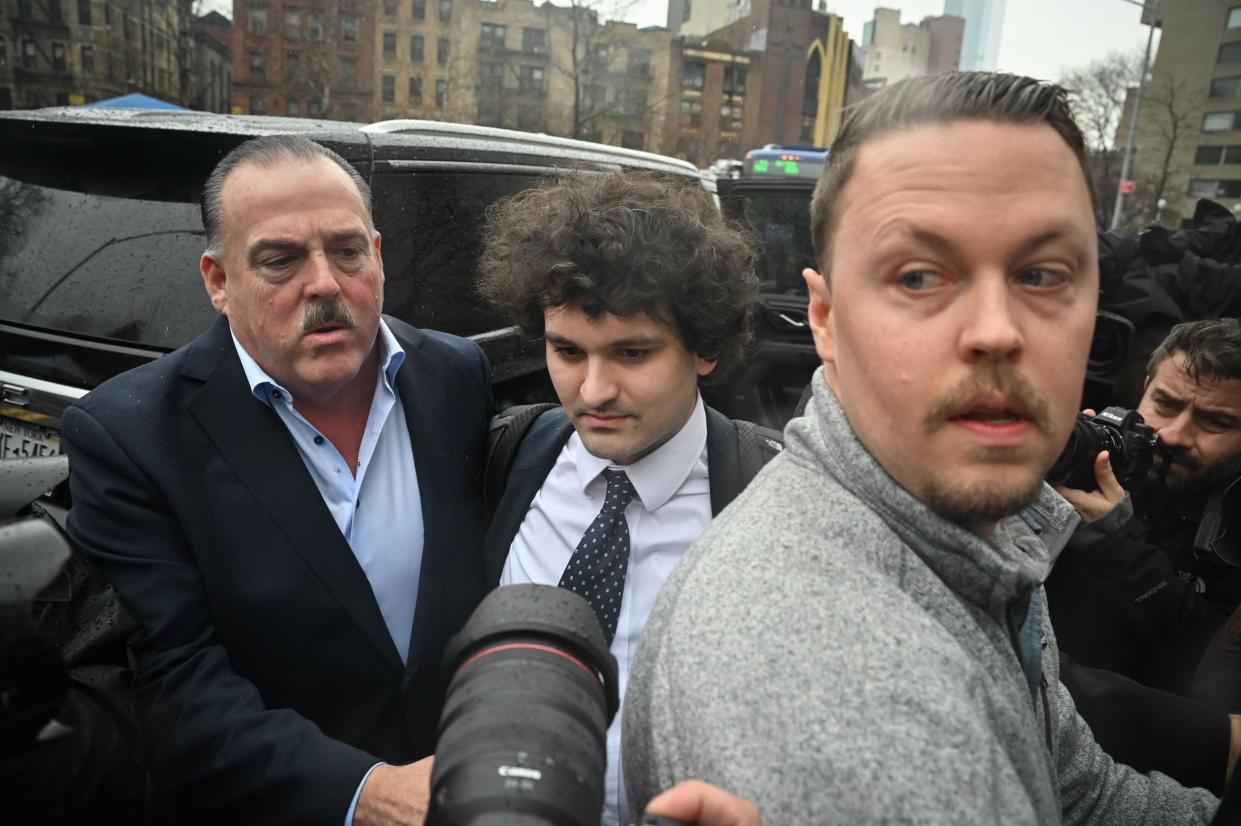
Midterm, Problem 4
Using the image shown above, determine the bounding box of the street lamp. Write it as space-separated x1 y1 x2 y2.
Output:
1110 0 1160 230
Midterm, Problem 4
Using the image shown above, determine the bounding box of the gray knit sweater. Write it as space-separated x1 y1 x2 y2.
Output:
623 372 1218 825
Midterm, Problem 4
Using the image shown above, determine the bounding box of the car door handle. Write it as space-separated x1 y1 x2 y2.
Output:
776 312 807 329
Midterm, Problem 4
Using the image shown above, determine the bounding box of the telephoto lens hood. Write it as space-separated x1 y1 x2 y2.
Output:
426 584 623 826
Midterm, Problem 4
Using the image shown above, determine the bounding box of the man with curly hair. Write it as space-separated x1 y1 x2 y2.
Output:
476 170 779 826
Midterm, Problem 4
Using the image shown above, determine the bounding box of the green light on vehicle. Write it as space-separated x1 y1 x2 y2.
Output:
776 159 802 175
754 159 770 173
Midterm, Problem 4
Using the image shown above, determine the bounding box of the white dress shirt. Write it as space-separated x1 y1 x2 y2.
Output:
501 395 713 826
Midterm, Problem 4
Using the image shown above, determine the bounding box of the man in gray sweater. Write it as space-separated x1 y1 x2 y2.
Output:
623 72 1220 824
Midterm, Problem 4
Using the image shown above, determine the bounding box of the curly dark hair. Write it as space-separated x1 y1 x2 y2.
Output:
478 171 758 378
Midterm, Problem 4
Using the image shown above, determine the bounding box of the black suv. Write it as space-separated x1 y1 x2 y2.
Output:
0 109 718 464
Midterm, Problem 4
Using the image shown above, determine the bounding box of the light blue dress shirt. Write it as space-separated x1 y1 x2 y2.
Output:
230 322 423 825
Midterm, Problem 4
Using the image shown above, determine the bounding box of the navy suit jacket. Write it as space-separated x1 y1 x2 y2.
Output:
62 315 492 824
481 406 747 586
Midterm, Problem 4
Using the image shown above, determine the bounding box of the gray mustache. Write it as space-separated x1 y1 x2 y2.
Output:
301 299 355 334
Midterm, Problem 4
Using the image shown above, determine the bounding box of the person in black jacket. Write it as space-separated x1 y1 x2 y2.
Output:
475 171 779 826
1048 318 1241 700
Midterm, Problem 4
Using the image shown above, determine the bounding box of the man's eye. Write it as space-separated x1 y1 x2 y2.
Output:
261 256 295 270
620 349 649 361
552 346 583 359
1016 267 1068 288
899 271 941 291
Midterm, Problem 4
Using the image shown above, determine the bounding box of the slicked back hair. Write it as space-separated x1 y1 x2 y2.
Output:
478 171 758 379
810 71 1093 273
201 134 374 256
1147 318 1241 385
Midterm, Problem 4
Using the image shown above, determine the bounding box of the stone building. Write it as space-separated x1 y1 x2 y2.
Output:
859 7 962 89
1127 0 1241 227
190 10 232 113
1 0 191 109
231 0 374 120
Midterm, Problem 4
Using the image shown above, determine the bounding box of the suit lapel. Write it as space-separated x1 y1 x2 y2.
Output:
184 318 404 672
481 409 574 586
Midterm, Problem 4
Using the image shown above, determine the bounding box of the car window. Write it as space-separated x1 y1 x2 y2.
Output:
373 169 550 337
721 186 816 298
0 134 217 350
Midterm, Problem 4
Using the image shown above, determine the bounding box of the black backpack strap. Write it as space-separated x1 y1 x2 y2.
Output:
484 403 558 523
732 419 784 486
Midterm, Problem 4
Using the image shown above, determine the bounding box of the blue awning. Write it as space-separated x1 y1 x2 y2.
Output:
83 93 189 110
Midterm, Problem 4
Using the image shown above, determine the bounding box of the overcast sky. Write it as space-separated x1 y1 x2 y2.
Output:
202 0 1155 80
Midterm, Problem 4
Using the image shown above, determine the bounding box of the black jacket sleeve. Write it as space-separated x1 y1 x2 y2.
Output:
1046 496 1227 695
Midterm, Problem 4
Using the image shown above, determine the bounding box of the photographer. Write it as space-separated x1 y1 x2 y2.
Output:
1046 318 1241 700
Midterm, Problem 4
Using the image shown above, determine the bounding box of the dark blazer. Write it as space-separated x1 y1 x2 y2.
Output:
62 315 492 825
482 405 749 586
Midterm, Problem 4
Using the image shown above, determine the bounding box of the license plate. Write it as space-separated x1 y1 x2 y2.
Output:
0 415 62 459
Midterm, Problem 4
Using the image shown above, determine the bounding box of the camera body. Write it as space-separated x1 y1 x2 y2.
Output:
1047 406 1166 492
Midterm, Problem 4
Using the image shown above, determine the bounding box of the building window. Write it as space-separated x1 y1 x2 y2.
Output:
480 22 506 49
1220 42 1241 64
682 61 706 90
1194 144 1241 164
438 0 451 22
342 102 357 120
410 35 424 62
675 136 700 163
409 75 422 104
79 43 93 73
383 0 396 15
723 65 747 95
411 0 425 18
1211 77 1241 99
517 106 544 132
477 99 501 126
436 78 447 106
307 10 322 39
249 95 265 115
437 37 449 65
383 31 396 60
49 41 65 71
341 14 357 43
628 47 651 78
717 137 740 159
680 98 702 127
479 61 503 89
519 65 545 92
250 51 266 80
308 99 322 118
1190 179 1241 197
284 8 300 37
248 5 266 35
720 102 743 131
286 49 300 79
1229 6 1241 28
341 55 358 84
77 0 91 25
1204 111 1241 132
621 130 644 150
382 74 395 102
0 37 7 68
522 27 547 54
287 99 300 116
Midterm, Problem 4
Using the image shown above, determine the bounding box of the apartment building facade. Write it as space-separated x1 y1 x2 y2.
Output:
1 0 191 109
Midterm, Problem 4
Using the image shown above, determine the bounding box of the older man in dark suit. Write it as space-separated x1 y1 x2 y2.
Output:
62 135 491 825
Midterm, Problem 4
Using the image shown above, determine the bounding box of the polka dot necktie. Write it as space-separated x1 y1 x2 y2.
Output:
558 468 637 645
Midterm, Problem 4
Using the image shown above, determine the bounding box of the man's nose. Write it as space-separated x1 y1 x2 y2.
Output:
579 359 619 408
959 276 1023 363
303 251 342 299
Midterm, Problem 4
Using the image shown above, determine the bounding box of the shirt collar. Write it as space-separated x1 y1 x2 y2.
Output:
230 319 406 407
573 394 707 512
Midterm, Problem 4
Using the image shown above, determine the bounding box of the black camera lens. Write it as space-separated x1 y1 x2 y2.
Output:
426 584 620 826
1047 415 1116 490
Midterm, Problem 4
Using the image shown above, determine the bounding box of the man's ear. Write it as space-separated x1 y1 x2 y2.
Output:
201 253 228 315
803 267 835 368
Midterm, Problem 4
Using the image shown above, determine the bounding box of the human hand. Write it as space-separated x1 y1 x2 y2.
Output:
354 756 435 826
641 779 762 826
1055 450 1126 524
